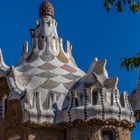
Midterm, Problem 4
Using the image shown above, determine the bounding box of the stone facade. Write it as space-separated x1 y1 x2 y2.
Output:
66 125 130 140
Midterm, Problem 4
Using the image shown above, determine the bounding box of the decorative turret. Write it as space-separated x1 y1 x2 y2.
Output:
130 67 140 122
56 58 135 130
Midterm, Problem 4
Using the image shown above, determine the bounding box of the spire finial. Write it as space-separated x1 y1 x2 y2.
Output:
39 0 54 18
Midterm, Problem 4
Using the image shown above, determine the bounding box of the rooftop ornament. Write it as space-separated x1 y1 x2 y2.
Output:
39 0 54 18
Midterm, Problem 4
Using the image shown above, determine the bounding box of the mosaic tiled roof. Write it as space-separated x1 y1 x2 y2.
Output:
14 45 84 94
3 1 85 124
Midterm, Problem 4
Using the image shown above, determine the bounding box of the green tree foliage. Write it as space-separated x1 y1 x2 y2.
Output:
103 1 140 71
120 55 140 71
104 0 140 13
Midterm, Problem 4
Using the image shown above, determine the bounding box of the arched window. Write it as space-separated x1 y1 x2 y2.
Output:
92 91 98 105
101 129 115 140
75 98 79 107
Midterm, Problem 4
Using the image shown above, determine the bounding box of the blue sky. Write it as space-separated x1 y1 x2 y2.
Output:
0 0 140 139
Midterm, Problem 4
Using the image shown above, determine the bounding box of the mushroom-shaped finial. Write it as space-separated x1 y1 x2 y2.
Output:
39 0 54 18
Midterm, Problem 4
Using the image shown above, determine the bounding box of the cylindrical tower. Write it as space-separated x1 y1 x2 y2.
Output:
56 59 135 140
